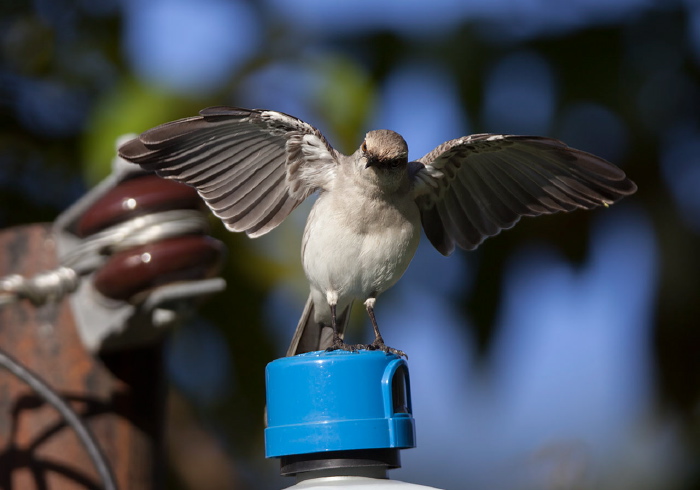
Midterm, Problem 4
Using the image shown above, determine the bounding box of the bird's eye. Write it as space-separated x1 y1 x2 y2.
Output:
390 159 401 168
361 141 367 153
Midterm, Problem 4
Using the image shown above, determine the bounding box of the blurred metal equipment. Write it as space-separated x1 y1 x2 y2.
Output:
0 138 226 489
266 350 443 489
53 138 226 352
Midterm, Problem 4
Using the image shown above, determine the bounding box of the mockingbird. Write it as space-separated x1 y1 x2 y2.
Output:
118 106 637 357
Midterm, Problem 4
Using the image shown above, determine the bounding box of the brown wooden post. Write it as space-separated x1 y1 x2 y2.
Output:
0 223 165 489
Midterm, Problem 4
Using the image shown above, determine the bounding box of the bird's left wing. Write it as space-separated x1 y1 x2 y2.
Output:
411 134 637 255
118 106 339 237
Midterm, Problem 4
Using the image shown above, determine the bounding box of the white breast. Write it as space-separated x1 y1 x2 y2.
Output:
301 188 421 308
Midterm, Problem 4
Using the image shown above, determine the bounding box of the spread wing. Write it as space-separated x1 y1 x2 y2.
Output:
118 106 339 237
411 134 637 255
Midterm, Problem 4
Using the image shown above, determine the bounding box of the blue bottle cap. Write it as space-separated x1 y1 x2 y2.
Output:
265 350 416 458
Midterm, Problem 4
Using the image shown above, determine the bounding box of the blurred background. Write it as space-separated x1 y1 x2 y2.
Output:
2 0 700 488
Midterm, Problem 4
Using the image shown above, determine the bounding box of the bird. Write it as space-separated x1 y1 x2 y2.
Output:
118 106 637 357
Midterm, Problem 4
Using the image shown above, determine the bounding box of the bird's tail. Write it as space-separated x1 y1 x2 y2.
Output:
286 294 352 356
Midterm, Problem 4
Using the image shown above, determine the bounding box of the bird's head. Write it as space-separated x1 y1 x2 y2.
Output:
361 130 409 171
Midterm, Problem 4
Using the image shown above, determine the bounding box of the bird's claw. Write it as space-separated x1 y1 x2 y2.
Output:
326 334 360 353
365 337 407 359
367 344 407 359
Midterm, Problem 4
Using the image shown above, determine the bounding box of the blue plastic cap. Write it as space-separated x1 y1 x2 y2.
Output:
265 350 416 458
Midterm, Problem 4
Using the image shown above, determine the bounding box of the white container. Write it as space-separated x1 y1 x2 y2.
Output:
283 467 444 489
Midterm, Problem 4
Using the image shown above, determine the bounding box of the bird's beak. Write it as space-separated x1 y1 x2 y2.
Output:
365 157 378 169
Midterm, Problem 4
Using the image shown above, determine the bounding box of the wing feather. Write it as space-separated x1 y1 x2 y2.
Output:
118 106 339 236
412 134 637 255
441 190 486 250
419 205 455 256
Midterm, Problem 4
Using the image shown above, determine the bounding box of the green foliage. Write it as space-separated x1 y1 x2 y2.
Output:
81 80 203 184
314 57 376 151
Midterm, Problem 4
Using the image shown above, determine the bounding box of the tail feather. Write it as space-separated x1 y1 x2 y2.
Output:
286 294 352 356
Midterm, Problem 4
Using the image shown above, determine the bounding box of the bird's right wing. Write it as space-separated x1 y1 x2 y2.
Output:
118 106 340 237
410 134 637 255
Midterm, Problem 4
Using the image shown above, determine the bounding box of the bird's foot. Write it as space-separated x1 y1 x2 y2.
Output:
325 334 361 353
365 337 407 359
